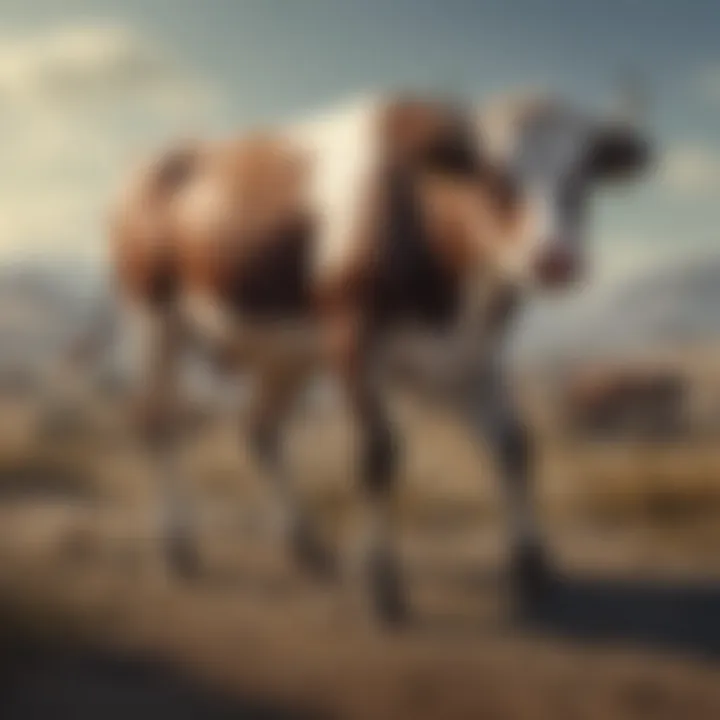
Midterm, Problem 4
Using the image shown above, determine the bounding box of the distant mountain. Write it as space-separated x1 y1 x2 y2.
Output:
0 254 105 302
514 253 720 365
0 256 107 370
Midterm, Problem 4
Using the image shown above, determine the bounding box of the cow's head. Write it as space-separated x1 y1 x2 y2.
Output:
478 95 652 289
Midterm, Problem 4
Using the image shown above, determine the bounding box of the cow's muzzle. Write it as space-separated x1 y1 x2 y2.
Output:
533 245 582 288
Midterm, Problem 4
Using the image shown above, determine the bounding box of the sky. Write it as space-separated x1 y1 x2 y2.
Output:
0 0 719 285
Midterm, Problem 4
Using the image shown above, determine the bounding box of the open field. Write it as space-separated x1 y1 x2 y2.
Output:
1 387 720 719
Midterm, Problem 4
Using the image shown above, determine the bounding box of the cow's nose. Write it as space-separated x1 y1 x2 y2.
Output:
533 245 580 287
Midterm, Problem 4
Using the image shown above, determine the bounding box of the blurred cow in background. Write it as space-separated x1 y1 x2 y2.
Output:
68 89 652 625
562 367 689 440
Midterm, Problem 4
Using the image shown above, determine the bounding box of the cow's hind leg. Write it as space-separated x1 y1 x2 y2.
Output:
330 322 406 625
248 369 336 580
130 307 199 579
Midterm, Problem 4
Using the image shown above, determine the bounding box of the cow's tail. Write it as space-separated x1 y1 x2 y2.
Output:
148 141 201 200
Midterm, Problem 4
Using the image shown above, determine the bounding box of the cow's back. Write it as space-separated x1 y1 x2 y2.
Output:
110 93 516 342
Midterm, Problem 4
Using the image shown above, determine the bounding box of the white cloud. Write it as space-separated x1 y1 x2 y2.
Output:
0 23 225 259
659 144 720 198
0 24 214 110
594 238 684 285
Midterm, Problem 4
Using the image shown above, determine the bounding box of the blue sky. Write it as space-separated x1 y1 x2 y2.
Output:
0 0 718 280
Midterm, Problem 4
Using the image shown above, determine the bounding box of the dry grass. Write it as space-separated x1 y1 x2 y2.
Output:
1 383 720 720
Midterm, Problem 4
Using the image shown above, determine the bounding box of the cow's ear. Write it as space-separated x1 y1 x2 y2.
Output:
588 124 653 180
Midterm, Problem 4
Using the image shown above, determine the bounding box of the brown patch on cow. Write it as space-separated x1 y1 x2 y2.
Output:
114 133 313 316
313 116 523 332
116 242 178 307
416 172 525 278
112 208 177 309
176 134 313 317
111 142 206 306
210 132 309 235
366 171 463 328
313 169 525 339
313 167 473 332
379 97 483 177
188 213 313 318
417 176 486 275
378 96 521 212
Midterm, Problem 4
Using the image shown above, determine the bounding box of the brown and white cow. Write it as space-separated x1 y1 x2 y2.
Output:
104 91 651 624
562 366 688 439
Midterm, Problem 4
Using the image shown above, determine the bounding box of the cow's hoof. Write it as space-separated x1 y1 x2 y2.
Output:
289 521 337 582
368 550 408 628
510 543 554 615
166 533 201 581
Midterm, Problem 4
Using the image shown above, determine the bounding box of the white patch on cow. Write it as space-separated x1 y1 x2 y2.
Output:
287 93 383 284
493 186 559 283
182 292 237 348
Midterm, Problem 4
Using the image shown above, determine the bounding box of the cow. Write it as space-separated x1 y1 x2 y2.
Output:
97 90 651 625
562 366 688 440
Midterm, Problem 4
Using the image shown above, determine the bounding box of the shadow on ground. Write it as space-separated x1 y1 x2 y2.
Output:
526 572 720 661
0 462 98 503
0 630 315 720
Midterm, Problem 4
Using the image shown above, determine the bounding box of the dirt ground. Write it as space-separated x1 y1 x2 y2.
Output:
0 391 719 720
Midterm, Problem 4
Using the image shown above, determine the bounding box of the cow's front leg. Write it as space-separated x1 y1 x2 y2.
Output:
130 307 199 579
354 388 405 625
459 365 553 610
248 368 335 580
492 411 552 609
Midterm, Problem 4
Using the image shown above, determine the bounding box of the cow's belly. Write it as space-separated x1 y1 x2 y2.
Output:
181 292 322 373
378 323 490 398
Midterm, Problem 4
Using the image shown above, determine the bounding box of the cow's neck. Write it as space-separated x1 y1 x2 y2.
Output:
483 282 522 338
